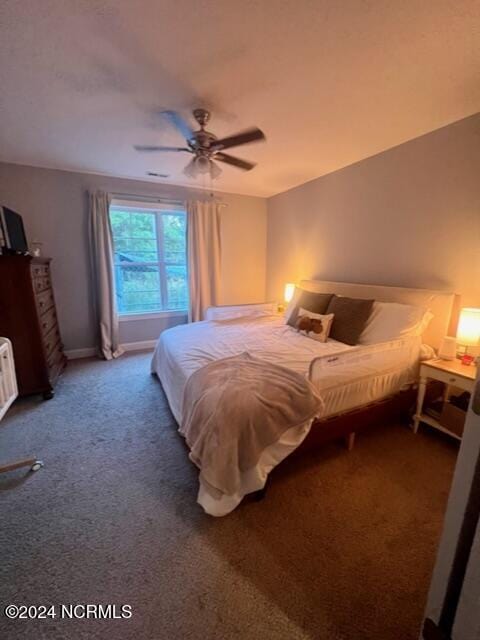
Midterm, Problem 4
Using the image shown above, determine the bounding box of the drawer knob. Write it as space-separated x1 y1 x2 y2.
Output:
449 377 457 383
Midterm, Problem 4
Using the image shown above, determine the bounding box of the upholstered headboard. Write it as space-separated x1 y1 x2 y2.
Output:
299 280 458 349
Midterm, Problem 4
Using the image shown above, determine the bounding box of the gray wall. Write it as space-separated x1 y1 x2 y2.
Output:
0 163 267 351
266 114 480 308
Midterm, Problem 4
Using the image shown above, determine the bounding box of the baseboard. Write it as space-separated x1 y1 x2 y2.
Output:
65 347 97 360
65 340 156 360
121 340 157 352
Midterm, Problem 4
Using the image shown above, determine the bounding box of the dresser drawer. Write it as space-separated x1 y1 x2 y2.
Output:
47 341 64 370
42 326 61 358
48 355 66 385
35 288 55 316
33 275 52 294
38 306 57 338
31 263 50 279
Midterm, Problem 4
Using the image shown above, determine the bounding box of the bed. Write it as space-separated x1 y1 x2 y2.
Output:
151 280 456 515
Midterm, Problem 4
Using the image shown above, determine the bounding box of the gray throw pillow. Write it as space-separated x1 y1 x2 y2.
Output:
326 296 375 345
287 290 334 327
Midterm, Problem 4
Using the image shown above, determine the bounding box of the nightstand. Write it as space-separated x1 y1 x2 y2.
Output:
413 359 477 440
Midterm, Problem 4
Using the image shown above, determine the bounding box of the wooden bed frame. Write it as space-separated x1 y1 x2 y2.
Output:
251 388 417 500
295 387 417 456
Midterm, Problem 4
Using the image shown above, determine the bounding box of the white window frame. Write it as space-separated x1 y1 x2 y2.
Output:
110 199 188 320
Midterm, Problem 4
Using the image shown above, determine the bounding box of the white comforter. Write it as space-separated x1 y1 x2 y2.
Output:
151 312 424 516
152 314 351 423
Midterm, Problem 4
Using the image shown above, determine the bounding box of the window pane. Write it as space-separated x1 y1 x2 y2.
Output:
163 213 187 264
110 205 188 314
110 210 159 263
114 264 162 314
166 265 188 310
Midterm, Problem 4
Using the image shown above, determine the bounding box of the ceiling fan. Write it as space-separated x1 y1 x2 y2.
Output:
134 108 266 180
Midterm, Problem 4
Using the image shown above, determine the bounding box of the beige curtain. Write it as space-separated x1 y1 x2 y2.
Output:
187 200 222 322
89 191 124 360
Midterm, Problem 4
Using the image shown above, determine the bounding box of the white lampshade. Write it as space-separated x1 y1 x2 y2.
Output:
284 283 296 303
457 308 480 346
183 156 222 179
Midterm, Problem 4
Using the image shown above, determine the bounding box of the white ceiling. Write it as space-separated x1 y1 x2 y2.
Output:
1 1 479 197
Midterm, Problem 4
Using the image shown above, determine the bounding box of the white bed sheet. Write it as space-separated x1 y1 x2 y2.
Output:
152 315 351 423
151 315 424 516
151 315 422 422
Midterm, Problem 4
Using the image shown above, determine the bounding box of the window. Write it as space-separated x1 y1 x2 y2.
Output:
109 200 188 315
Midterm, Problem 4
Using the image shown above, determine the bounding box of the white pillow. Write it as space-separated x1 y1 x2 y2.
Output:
295 308 334 343
208 302 277 322
358 301 433 345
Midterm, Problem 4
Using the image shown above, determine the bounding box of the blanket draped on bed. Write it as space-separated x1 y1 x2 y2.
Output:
180 352 323 500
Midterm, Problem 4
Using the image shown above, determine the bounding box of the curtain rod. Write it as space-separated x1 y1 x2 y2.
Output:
110 192 228 208
110 193 184 206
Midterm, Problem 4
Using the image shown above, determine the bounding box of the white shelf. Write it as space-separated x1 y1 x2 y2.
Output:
415 413 462 441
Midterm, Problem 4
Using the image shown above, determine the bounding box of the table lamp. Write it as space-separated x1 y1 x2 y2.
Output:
278 282 296 313
456 307 480 362
284 283 295 304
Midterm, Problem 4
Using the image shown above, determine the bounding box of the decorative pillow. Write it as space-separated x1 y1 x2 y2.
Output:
358 301 433 345
326 295 375 345
294 308 334 342
286 288 334 327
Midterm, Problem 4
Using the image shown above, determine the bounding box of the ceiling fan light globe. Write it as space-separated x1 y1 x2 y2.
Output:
195 155 211 174
183 158 198 179
209 160 222 179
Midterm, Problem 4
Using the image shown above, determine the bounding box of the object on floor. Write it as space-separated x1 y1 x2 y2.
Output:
0 457 44 475
0 337 43 476
0 337 17 419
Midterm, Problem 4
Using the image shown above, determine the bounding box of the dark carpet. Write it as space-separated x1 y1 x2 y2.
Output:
0 352 457 640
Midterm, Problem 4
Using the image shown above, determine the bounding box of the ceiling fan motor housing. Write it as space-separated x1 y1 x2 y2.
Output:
189 129 218 155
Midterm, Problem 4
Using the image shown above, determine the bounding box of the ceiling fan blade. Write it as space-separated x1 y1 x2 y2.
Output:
134 145 190 152
162 110 194 140
210 127 265 152
215 152 256 171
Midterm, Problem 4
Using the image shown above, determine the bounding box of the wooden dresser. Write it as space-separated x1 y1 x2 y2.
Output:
0 255 66 399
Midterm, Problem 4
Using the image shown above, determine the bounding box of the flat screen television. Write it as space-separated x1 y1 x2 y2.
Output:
0 206 28 254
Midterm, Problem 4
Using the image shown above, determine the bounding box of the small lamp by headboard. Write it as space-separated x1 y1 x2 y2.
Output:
457 308 480 357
